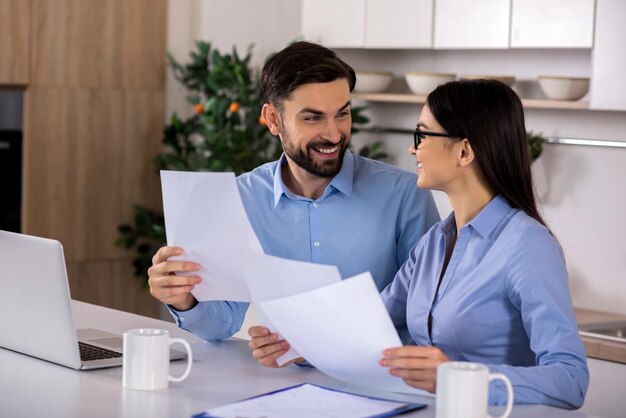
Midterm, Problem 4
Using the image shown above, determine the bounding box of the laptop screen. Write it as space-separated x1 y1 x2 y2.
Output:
0 230 83 369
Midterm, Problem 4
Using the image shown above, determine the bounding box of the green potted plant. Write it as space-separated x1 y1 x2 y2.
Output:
526 131 544 162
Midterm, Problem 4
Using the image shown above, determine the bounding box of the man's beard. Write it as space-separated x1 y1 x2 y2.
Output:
280 128 348 178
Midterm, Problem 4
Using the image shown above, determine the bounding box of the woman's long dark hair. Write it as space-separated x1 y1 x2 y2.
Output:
427 79 548 229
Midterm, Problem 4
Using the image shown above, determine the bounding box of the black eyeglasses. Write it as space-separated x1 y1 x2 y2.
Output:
413 127 455 149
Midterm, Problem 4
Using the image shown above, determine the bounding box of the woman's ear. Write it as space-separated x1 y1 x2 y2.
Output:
261 104 281 136
457 138 475 167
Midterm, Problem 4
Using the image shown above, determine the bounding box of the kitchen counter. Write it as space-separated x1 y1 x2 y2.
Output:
575 308 626 364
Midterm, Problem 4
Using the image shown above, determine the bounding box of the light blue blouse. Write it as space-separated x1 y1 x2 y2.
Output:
381 195 589 409
169 151 439 341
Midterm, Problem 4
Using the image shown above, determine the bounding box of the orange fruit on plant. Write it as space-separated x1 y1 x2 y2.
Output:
194 103 204 114
258 115 266 126
229 102 240 113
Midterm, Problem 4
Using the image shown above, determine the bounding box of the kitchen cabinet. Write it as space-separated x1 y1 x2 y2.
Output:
301 0 365 48
580 358 626 418
18 0 167 318
590 0 626 111
510 0 595 48
301 0 432 49
0 0 29 84
565 309 626 418
366 0 433 48
302 0 596 50
433 0 510 48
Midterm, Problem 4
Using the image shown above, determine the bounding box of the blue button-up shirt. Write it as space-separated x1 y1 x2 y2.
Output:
381 195 589 409
170 151 439 341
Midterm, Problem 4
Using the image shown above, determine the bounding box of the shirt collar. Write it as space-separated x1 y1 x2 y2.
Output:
466 195 514 238
438 195 514 239
272 150 355 207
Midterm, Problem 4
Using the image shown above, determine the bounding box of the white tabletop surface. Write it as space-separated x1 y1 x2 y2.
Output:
0 300 601 418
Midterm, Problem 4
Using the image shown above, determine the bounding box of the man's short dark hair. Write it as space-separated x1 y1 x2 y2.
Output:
261 41 356 109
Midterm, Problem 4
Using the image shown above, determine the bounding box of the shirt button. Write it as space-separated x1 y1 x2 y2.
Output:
312 203 318 208
313 241 320 247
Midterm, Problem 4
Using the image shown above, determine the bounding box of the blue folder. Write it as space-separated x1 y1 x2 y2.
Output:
193 382 428 418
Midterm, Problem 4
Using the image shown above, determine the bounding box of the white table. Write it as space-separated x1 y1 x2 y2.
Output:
0 301 601 418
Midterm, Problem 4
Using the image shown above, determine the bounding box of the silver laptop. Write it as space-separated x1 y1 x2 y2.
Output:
0 230 186 370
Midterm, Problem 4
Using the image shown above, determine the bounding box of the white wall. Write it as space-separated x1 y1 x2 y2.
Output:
166 1 626 316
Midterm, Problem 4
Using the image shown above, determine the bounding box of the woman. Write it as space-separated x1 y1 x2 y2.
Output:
379 79 588 409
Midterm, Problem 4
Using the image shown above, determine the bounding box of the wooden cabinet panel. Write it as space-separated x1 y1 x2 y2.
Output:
121 91 164 210
23 88 163 261
67 260 160 318
511 0 595 48
21 0 166 317
30 0 122 88
30 0 166 89
121 0 167 89
22 88 75 245
23 88 122 260
0 0 30 84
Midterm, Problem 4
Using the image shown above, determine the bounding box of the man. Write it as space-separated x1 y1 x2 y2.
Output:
148 41 439 367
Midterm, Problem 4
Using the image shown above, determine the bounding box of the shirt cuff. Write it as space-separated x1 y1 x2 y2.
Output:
167 302 208 327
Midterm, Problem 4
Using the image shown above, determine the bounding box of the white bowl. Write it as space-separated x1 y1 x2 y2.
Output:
538 76 589 101
405 72 456 95
354 71 393 93
462 74 516 87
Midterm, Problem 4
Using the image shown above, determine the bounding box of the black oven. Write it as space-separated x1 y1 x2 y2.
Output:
0 130 22 232
0 89 23 232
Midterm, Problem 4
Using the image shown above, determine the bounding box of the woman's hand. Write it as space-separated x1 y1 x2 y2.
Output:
248 326 304 368
380 345 449 393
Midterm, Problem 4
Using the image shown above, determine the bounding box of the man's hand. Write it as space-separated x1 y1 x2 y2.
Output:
379 345 449 393
248 326 304 368
147 246 201 311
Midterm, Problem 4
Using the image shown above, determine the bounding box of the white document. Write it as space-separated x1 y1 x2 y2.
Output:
196 383 423 418
160 170 263 302
241 252 341 366
257 273 433 396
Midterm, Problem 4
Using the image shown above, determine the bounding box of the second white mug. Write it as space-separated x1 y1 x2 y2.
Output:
436 361 513 418
122 328 193 390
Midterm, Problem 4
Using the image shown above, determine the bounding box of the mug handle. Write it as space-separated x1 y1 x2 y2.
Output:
168 338 193 383
487 373 514 418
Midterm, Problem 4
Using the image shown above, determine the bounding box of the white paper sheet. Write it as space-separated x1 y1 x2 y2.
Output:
257 273 433 396
241 252 341 365
196 383 422 418
160 171 263 302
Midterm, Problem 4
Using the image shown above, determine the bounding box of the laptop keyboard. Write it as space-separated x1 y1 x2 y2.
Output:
79 341 122 361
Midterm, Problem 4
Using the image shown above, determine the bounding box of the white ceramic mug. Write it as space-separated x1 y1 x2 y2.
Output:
436 361 514 418
122 328 193 390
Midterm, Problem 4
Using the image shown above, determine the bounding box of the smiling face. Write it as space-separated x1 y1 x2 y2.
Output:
275 79 352 178
412 104 461 192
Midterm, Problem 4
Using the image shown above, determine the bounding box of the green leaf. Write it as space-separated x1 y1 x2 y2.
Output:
114 237 129 248
526 131 544 161
117 224 133 234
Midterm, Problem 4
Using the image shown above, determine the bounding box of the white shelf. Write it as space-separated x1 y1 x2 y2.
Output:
352 92 589 111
